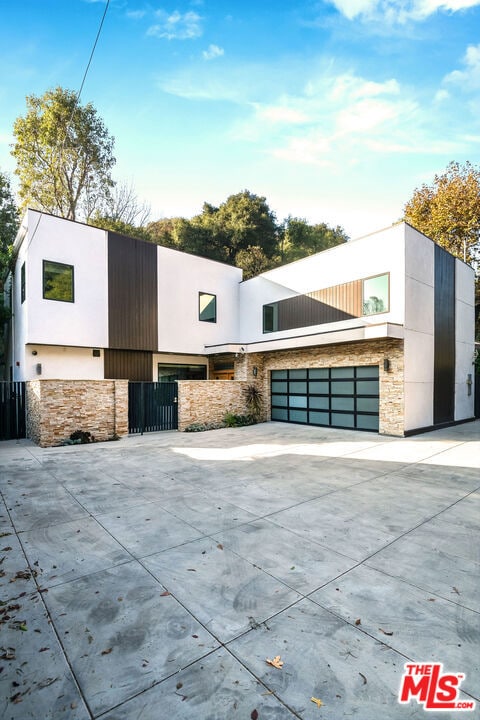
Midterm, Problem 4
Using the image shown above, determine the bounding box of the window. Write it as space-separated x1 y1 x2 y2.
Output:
263 303 278 333
199 292 216 322
21 263 26 304
43 260 74 302
158 363 207 381
362 274 389 316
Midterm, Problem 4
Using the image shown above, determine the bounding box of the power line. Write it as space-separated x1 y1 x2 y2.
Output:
24 0 111 253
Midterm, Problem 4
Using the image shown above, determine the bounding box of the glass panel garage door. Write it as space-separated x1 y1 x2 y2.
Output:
271 366 379 431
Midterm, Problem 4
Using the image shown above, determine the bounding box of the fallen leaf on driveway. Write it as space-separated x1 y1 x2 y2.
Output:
217 544 224 550
160 591 170 597
101 648 112 655
359 672 367 685
311 697 323 708
251 709 259 720
379 628 393 636
452 587 460 595
266 655 284 669
355 618 361 625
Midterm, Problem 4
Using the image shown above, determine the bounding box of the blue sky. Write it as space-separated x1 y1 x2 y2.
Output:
1 0 480 238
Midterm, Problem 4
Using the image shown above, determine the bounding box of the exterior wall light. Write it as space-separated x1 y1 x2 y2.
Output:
252 366 258 377
32 350 38 356
383 358 390 372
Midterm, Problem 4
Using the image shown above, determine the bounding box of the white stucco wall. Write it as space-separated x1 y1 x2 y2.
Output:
22 344 105 380
403 226 435 431
239 223 406 343
11 218 28 380
454 259 475 421
157 246 242 355
22 210 109 350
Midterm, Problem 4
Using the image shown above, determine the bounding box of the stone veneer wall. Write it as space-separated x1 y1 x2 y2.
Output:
26 380 129 447
177 380 254 430
234 339 404 436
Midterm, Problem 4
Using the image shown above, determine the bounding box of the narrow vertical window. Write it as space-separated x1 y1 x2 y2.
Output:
199 292 216 323
21 262 26 304
263 303 278 332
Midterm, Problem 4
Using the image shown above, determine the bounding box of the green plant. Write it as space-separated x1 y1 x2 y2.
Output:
184 421 225 432
224 412 237 428
243 384 263 422
70 430 95 444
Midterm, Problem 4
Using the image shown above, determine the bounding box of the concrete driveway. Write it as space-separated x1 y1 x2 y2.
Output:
0 421 479 719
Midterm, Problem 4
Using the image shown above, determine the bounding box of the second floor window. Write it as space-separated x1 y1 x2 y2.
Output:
43 260 74 302
199 292 216 322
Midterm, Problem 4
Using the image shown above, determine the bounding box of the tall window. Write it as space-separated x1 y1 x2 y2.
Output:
21 262 26 304
263 303 278 333
43 260 74 302
362 274 389 316
199 292 216 323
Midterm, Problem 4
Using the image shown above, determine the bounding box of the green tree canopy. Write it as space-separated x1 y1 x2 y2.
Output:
12 86 116 221
281 217 349 263
0 170 19 282
404 161 480 265
147 191 349 278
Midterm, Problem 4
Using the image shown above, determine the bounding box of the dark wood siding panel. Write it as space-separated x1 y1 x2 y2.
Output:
434 245 455 424
104 349 152 381
311 279 362 316
274 279 361 332
277 293 356 331
108 232 158 351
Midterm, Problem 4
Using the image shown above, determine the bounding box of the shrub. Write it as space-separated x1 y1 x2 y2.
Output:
243 384 263 422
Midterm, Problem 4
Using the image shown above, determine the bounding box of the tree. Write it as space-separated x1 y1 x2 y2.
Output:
235 245 273 279
0 170 19 374
404 161 480 265
281 217 348 263
211 190 279 263
90 216 153 243
12 87 115 221
0 171 19 281
94 180 151 227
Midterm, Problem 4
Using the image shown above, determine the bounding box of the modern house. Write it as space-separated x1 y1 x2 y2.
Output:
6 209 476 436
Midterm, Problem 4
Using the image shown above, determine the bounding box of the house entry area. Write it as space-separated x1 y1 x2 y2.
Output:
128 382 178 434
270 366 380 432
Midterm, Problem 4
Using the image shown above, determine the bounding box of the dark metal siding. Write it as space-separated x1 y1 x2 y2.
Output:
434 245 455 424
104 349 153 381
276 280 361 332
108 232 158 351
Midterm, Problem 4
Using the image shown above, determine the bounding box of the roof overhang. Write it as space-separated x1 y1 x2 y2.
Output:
204 323 404 356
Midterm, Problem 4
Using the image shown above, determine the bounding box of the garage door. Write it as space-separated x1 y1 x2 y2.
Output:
271 366 379 432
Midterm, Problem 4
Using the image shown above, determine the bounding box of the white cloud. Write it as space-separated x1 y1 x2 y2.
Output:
202 44 224 60
147 10 202 40
256 105 310 124
126 10 147 20
444 43 480 87
325 0 480 22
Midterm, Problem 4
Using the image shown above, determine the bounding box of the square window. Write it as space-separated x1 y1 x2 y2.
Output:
43 260 74 302
362 274 389 316
199 292 216 323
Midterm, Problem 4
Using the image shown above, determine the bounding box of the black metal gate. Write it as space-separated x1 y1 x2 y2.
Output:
128 382 178 433
475 373 480 419
0 382 26 441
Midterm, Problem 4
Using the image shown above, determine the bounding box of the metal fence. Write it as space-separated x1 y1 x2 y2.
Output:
0 382 26 440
